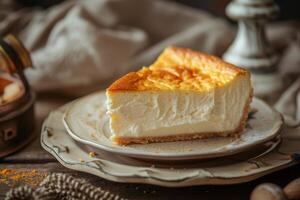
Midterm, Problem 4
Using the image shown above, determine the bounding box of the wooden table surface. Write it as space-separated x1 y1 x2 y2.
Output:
1 90 299 200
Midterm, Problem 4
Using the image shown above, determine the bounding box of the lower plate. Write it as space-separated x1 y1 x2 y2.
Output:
41 95 300 187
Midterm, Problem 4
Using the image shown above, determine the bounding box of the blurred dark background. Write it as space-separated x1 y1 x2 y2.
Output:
174 0 300 21
15 0 300 21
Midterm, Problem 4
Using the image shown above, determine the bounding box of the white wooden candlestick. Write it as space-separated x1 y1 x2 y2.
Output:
223 0 282 96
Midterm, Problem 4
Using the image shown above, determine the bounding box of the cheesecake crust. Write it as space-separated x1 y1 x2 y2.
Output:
107 47 248 93
111 91 253 145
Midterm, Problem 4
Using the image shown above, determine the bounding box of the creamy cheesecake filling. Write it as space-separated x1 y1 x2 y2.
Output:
107 75 251 138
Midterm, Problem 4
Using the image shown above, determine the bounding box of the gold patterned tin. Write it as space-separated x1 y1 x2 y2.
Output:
0 34 35 157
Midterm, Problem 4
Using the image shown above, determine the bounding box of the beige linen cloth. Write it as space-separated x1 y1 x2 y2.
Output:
0 0 299 132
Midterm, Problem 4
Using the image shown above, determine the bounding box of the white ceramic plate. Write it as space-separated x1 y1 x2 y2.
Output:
41 102 300 187
63 92 283 161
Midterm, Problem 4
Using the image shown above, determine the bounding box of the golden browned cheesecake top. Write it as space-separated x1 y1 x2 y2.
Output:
107 47 248 92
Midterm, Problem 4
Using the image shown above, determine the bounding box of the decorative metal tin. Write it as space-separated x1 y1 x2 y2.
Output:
0 34 35 158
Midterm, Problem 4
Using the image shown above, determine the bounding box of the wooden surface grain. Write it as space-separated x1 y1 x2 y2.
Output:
0 88 299 199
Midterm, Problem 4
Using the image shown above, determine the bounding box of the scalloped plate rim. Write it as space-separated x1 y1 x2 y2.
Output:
40 98 299 187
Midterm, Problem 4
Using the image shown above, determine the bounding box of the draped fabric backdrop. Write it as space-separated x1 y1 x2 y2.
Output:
0 0 299 93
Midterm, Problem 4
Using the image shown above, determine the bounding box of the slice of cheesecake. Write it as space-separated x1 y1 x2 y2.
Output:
106 47 252 145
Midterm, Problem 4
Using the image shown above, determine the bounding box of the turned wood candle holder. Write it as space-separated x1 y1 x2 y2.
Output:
223 0 282 96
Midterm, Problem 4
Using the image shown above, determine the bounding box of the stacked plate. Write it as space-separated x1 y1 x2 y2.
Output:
41 91 300 187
